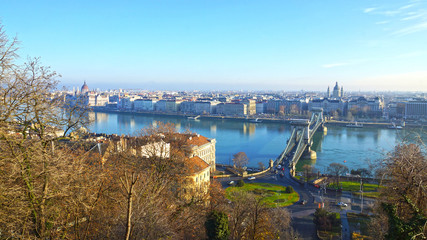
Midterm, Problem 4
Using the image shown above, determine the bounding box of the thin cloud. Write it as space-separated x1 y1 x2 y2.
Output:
400 4 415 10
382 10 401 16
322 63 349 68
364 1 427 36
393 21 427 35
401 13 424 21
364 8 376 13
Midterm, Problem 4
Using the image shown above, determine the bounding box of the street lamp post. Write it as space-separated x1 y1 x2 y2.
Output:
360 177 363 213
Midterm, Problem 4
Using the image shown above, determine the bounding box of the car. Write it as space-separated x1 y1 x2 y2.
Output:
299 200 307 205
228 181 235 185
337 202 348 207
248 177 256 180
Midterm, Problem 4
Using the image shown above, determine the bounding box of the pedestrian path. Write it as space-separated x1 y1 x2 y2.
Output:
340 210 351 240
292 209 315 218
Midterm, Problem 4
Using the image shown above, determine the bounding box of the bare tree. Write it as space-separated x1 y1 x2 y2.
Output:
327 162 348 187
227 190 297 240
233 152 249 171
302 164 313 182
0 23 105 239
120 172 139 240
268 207 300 239
0 139 107 239
258 161 265 171
372 143 427 240
0 22 19 83
98 123 217 239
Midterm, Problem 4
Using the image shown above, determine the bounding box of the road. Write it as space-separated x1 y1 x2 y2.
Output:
217 167 375 240
218 169 318 239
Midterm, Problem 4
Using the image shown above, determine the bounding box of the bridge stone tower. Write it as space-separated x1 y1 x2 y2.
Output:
278 108 324 176
288 120 317 176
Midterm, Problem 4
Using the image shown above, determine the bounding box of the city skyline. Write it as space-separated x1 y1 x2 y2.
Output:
2 0 427 91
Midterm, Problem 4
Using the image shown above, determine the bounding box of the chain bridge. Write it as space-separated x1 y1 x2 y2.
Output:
275 108 326 176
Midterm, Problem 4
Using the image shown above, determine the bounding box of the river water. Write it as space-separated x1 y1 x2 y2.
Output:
89 111 426 173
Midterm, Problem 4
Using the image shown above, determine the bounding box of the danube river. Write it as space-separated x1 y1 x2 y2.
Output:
89 111 426 173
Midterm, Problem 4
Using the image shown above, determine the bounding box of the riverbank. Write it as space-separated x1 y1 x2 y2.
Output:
92 108 292 123
91 108 426 128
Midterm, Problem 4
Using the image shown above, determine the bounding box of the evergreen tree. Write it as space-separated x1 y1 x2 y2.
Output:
205 210 230 240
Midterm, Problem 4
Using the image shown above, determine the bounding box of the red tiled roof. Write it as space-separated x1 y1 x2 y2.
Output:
187 156 210 174
187 135 209 146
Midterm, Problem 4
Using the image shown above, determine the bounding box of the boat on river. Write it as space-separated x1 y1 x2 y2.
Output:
388 122 403 129
346 122 363 128
249 118 263 123
187 115 200 120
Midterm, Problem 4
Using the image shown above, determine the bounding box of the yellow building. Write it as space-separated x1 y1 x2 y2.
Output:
187 156 210 188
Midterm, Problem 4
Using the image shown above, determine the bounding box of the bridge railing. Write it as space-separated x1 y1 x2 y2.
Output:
280 108 324 171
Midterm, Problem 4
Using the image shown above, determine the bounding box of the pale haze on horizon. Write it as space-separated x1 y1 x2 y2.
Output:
1 0 427 92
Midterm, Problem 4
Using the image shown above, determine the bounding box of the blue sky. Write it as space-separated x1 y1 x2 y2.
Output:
1 0 427 91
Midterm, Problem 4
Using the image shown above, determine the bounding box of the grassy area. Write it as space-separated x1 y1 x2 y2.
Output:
318 231 341 240
329 181 381 192
213 170 225 175
226 183 299 207
353 191 381 199
347 212 372 238
294 172 318 182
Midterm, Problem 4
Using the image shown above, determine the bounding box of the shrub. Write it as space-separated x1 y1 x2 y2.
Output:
313 208 341 231
236 179 245 187
205 210 230 240
285 186 294 193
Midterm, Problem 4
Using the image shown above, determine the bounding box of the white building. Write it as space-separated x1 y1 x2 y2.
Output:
309 98 345 115
95 95 109 106
216 102 247 116
347 97 384 117
118 96 142 110
134 99 157 111
194 101 220 115
186 134 216 173
256 102 265 114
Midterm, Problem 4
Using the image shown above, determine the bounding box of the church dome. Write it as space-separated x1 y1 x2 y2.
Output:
81 81 89 93
333 82 339 91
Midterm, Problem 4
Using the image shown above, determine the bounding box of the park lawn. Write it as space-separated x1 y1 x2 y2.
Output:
318 231 341 240
353 191 381 199
347 212 372 238
226 183 299 207
329 181 382 192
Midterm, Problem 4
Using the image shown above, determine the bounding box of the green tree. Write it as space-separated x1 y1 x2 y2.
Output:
236 179 245 187
205 210 230 240
285 186 294 193
313 208 340 231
